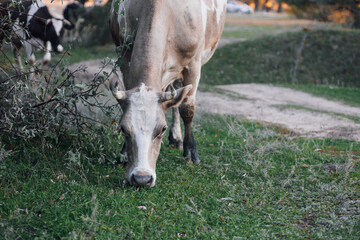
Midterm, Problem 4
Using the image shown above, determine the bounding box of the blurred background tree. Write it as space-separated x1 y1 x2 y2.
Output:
243 0 360 28
281 0 360 27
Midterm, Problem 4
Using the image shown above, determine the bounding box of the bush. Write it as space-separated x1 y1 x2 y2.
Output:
70 2 113 47
0 48 122 165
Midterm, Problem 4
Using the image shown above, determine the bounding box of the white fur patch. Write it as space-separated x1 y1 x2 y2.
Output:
45 41 51 51
51 18 64 37
43 52 51 63
129 84 159 173
202 48 212 61
12 19 24 39
57 45 63 53
214 0 226 24
200 0 208 33
201 0 226 25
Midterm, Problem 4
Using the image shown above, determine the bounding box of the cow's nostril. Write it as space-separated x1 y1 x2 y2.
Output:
133 174 153 187
147 176 153 184
131 174 136 185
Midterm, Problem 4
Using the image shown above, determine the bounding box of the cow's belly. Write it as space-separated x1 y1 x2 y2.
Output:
26 37 45 50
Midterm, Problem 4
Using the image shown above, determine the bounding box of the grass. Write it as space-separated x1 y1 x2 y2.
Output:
222 25 301 39
0 43 116 69
280 84 360 108
272 104 360 123
1 113 359 239
51 44 117 66
202 30 360 88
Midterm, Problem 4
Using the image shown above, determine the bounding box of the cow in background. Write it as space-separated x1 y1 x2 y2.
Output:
0 1 78 73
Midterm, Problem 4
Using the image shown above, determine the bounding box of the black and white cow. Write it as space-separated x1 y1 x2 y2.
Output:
0 1 77 72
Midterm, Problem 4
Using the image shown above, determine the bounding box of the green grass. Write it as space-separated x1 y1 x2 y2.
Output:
280 84 360 108
222 25 301 39
1 113 359 239
52 44 117 65
202 30 360 88
0 43 116 69
272 104 360 123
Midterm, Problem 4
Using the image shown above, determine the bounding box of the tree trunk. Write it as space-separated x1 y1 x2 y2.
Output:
263 0 271 12
278 2 283 13
254 0 260 11
351 1 360 28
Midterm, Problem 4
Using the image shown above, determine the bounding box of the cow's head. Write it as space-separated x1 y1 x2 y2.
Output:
29 5 75 54
43 17 74 53
110 76 192 187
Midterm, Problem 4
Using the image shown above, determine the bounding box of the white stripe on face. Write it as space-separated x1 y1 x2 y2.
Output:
52 18 64 37
129 84 160 171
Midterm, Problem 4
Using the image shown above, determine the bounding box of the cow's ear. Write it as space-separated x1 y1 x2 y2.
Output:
63 19 75 30
163 84 193 109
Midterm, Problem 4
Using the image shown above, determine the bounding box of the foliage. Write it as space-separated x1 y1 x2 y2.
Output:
0 0 122 167
284 0 360 27
202 30 360 88
72 2 113 47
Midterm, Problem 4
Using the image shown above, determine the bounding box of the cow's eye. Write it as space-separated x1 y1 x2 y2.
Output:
162 126 168 134
157 125 167 137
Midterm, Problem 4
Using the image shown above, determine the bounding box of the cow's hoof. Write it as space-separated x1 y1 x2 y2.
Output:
169 140 183 150
168 134 183 150
184 155 200 165
192 158 200 165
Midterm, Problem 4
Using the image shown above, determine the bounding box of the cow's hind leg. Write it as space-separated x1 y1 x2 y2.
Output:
179 61 201 164
169 107 183 149
179 96 199 164
168 80 184 149
24 41 36 78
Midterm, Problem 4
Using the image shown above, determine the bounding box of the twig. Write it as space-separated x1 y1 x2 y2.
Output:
292 32 308 84
0 48 20 77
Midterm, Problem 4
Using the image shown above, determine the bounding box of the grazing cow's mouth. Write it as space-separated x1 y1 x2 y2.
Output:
127 169 156 188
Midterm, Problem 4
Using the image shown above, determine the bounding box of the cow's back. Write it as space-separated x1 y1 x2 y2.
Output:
110 0 226 89
111 0 225 60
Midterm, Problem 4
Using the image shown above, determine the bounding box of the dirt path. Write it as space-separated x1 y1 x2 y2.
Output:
197 84 360 141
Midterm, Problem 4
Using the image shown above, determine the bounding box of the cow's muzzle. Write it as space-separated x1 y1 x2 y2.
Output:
130 172 155 187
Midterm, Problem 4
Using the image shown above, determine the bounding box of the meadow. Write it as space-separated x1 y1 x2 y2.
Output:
1 16 360 239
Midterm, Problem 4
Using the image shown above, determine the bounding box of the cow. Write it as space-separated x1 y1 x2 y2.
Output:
109 0 227 187
0 1 76 73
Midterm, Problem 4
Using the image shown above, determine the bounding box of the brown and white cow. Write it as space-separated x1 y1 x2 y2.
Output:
109 0 226 187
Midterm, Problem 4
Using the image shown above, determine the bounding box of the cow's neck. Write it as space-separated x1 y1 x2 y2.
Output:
127 2 168 91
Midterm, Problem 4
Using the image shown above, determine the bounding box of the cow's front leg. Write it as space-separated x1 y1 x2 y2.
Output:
42 41 52 70
179 96 200 164
24 41 36 78
13 44 23 71
169 107 183 149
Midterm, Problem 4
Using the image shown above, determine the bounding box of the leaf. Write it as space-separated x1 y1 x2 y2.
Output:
59 194 65 201
75 84 87 90
114 0 120 13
